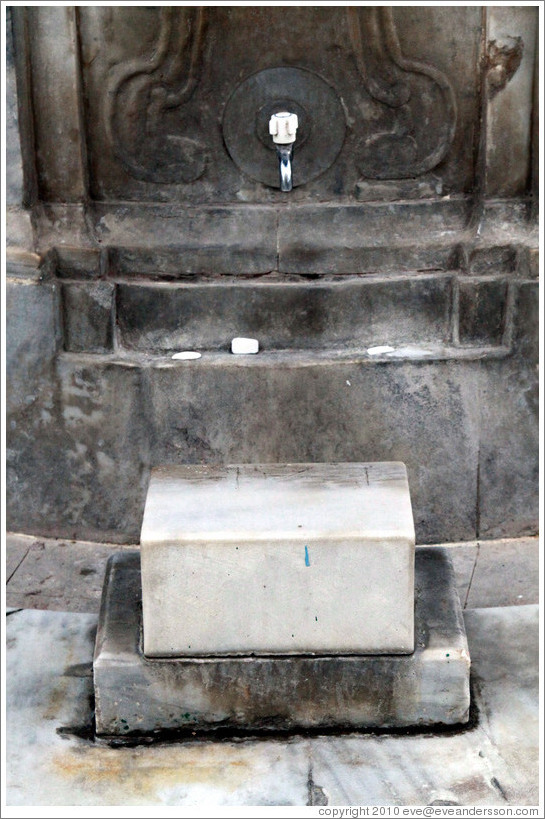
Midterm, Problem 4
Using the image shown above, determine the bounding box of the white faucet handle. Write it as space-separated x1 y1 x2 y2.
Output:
269 111 298 144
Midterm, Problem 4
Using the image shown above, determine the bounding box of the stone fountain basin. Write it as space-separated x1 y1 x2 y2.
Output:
115 274 454 354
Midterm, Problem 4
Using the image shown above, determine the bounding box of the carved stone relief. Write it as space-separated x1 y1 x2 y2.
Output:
347 7 457 179
105 7 207 184
75 6 480 201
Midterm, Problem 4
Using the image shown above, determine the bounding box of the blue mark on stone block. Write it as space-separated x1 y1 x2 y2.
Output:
305 545 310 566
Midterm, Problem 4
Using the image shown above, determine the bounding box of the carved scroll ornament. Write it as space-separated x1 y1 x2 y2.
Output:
347 7 457 179
105 7 206 184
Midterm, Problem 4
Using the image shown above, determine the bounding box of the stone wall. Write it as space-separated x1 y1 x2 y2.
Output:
6 6 538 545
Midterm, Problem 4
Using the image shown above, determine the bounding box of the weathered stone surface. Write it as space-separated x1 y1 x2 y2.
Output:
116 275 453 353
6 276 61 414
5 535 125 613
355 176 445 202
77 6 481 203
94 547 470 735
517 245 539 279
477 281 538 539
62 282 114 353
458 279 507 346
145 356 481 544
511 280 539 364
485 6 538 196
55 247 103 280
465 538 539 609
140 463 415 657
100 206 278 276
25 7 87 201
5 6 538 549
466 245 517 276
7 349 150 544
6 8 24 206
53 356 150 543
278 201 467 274
5 275 68 540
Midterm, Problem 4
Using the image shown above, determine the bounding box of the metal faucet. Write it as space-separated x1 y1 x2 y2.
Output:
269 111 298 191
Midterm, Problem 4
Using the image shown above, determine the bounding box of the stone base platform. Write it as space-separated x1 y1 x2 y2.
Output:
93 547 470 737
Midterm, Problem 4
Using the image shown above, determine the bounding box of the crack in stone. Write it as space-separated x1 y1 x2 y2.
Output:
6 546 32 585
307 763 329 806
464 541 480 609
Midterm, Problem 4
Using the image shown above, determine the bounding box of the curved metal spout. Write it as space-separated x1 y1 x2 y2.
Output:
269 111 298 192
277 144 293 192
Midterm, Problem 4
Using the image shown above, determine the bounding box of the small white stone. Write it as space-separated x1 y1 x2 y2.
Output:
171 351 201 360
231 337 259 355
367 345 395 355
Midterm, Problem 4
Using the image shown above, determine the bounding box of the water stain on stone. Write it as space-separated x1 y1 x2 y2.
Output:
64 662 94 678
49 743 252 801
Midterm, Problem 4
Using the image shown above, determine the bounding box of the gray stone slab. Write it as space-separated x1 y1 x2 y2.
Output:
485 6 538 197
466 245 517 276
354 176 445 202
116 275 453 353
25 7 87 201
62 282 115 353
458 279 508 346
5 604 538 806
53 355 150 543
6 276 61 414
518 245 538 278
6 537 131 613
94 547 470 736
8 352 148 544
98 205 278 276
278 201 467 274
463 605 539 803
466 538 539 609
477 360 538 540
511 280 539 362
6 8 24 206
55 246 103 279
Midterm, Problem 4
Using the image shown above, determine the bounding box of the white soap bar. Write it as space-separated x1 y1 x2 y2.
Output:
368 345 395 355
231 337 259 355
171 351 201 360
140 462 415 657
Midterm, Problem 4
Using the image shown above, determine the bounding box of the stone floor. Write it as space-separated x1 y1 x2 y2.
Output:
3 534 542 809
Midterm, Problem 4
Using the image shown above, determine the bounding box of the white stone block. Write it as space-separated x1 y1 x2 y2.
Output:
140 462 415 657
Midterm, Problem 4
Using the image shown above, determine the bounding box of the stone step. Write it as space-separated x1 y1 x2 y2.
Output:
140 462 415 657
58 273 529 356
113 274 454 354
93 546 470 735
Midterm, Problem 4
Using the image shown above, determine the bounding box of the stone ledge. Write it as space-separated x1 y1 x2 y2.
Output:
94 547 470 736
58 344 512 368
30 200 537 278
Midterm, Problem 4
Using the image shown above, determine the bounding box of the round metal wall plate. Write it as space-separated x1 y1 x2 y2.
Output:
222 67 346 189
